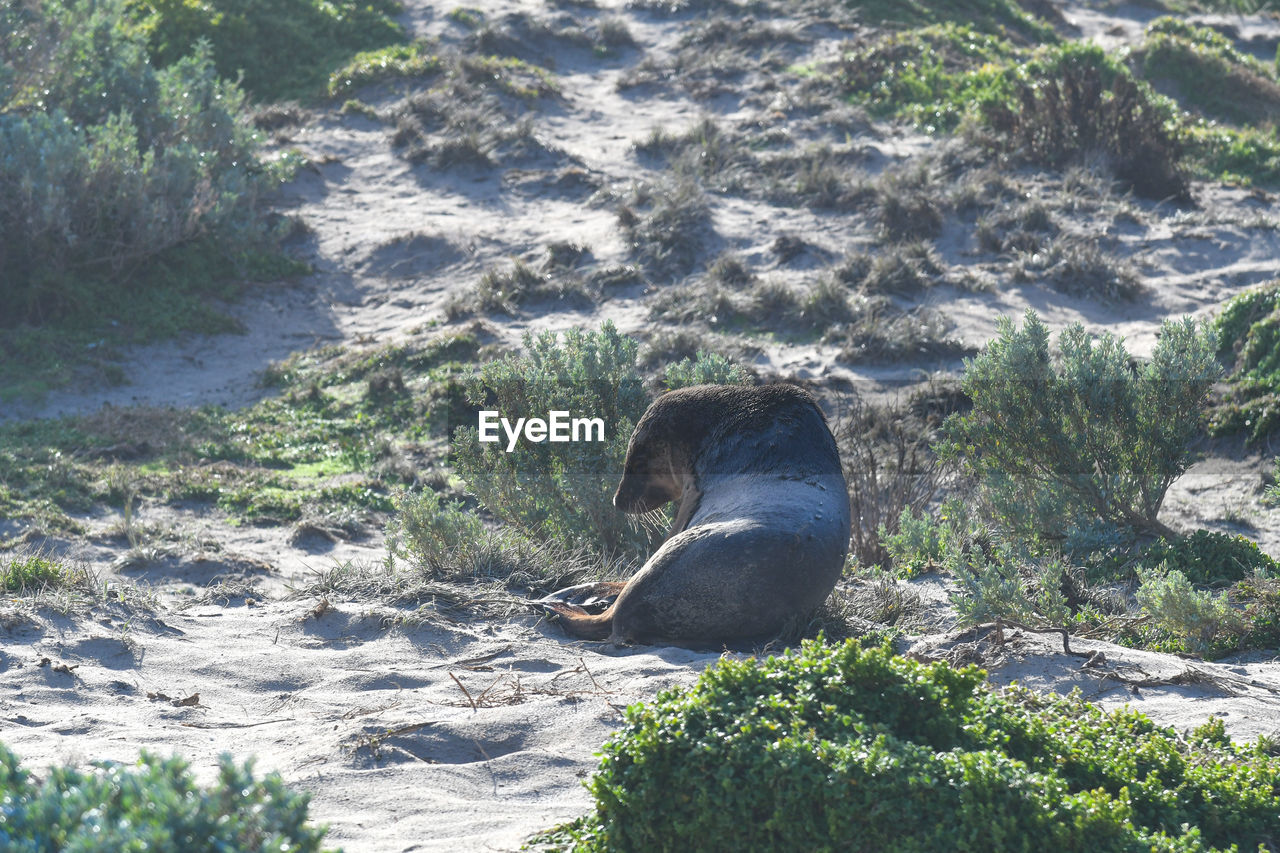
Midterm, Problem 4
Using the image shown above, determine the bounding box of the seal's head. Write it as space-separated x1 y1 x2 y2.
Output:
611 393 700 514
612 417 682 513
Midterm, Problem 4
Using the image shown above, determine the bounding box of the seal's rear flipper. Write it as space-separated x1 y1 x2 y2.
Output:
537 581 627 614
538 600 615 640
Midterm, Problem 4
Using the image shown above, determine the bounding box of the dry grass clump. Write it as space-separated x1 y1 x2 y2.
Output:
618 13 803 98
833 300 973 364
635 329 750 373
452 259 594 317
835 385 963 570
648 274 853 337
390 51 565 169
1013 235 1143 301
975 200 1056 254
617 177 716 280
876 165 947 242
636 118 867 210
461 9 638 60
861 243 945 295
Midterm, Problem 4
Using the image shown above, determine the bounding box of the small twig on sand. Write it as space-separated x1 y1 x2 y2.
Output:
449 671 477 711
973 620 1090 659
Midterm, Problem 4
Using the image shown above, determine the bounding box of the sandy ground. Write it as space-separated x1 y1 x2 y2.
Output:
6 1 1280 850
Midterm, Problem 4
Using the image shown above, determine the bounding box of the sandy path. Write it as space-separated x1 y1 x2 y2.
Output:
0 600 719 851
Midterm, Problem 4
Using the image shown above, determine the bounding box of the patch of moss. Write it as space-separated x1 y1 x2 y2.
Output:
0 332 479 530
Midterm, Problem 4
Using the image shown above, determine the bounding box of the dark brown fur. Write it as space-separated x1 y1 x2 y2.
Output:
541 383 851 647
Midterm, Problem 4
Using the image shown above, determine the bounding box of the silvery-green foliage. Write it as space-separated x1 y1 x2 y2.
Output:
1 0 269 321
881 497 976 577
1135 562 1241 654
451 322 657 559
942 309 1219 546
662 350 748 389
949 544 1071 630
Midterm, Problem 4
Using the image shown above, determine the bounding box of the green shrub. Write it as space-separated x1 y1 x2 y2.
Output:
1181 119 1280 186
949 544 1075 632
1123 574 1280 659
942 310 1219 546
1140 17 1280 126
328 40 441 97
0 554 71 592
0 0 291 388
1134 563 1242 656
382 488 624 595
0 742 329 851
387 488 496 577
450 322 656 559
128 0 405 101
880 498 968 578
983 44 1189 200
538 639 1280 851
661 350 747 390
2 1 275 322
1210 280 1280 441
1140 529 1279 585
838 23 1017 132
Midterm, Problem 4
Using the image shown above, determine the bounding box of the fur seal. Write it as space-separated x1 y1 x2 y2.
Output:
540 383 851 647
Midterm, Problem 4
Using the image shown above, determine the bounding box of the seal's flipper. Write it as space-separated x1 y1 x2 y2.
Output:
540 601 615 640
537 581 627 613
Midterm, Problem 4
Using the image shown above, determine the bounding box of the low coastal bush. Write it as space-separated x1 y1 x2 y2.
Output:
1 0 298 392
450 322 656 559
0 743 329 851
1124 572 1280 659
1210 280 1280 442
838 17 1280 187
2 0 276 325
983 44 1189 200
537 639 1280 851
941 309 1219 547
1139 17 1280 127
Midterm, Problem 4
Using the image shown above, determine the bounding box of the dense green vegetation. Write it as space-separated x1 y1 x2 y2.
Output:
871 309 1280 661
1210 279 1280 442
0 743 330 851
941 310 1219 546
837 17 1280 188
451 323 655 560
129 0 405 102
0 0 305 395
537 639 1280 851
